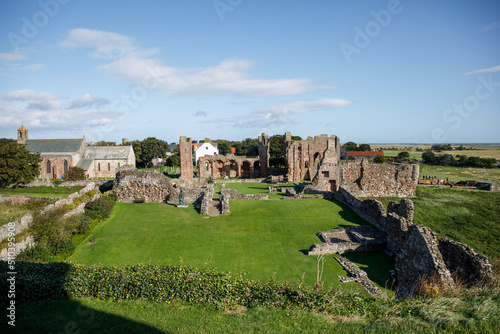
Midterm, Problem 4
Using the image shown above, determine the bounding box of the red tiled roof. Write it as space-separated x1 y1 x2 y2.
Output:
346 151 384 157
230 147 236 154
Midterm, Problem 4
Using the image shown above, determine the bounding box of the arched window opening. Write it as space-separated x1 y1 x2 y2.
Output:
46 160 51 174
98 163 101 172
108 162 111 171
63 160 68 173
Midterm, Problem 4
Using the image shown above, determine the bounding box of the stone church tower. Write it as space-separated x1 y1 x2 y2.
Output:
17 125 28 144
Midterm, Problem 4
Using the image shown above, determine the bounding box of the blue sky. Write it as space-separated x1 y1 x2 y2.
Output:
0 0 499 144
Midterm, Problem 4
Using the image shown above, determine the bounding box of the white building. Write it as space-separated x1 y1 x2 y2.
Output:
193 139 218 163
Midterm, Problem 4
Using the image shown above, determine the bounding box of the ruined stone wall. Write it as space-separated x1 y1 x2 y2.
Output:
113 170 173 203
198 155 260 179
395 225 454 298
258 133 270 178
285 133 340 183
439 238 495 286
220 188 268 201
333 186 387 231
338 161 419 198
200 186 214 216
179 136 193 182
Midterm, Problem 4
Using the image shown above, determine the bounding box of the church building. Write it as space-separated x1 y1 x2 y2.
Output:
17 125 135 179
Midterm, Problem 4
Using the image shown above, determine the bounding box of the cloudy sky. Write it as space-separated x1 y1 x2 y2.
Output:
0 0 499 144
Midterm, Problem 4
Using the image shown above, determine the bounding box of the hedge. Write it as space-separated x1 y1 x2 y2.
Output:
0 262 383 316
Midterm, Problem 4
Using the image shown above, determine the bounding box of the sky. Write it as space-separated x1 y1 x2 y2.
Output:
0 0 499 144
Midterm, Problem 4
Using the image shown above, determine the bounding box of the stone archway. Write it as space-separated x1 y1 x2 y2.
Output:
242 161 251 178
253 161 260 177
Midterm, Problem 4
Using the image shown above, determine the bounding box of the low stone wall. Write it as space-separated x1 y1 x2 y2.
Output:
168 180 205 204
218 178 266 184
220 189 268 201
0 195 47 205
307 226 386 255
41 183 98 214
335 257 386 298
0 214 33 241
333 186 386 231
26 179 108 187
0 236 35 261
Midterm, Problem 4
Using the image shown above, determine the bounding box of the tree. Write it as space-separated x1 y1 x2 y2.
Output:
397 151 410 159
269 135 285 168
422 151 436 164
235 138 258 156
130 140 143 167
166 154 180 167
0 142 42 187
343 141 358 151
217 142 231 155
374 154 385 163
291 135 302 141
358 144 371 151
64 167 85 181
96 141 116 146
0 138 15 148
141 137 169 167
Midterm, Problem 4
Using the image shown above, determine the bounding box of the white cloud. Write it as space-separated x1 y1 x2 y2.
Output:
69 93 109 108
4 89 60 110
0 53 26 63
60 28 333 98
21 63 45 71
0 90 121 135
216 98 353 128
59 28 139 59
464 65 500 75
481 22 500 32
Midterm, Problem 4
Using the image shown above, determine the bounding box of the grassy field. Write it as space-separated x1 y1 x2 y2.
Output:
224 182 300 199
8 293 500 334
0 202 31 226
419 164 500 182
412 187 500 259
0 186 84 198
69 199 393 289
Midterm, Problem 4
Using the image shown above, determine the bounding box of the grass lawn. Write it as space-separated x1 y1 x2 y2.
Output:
8 295 500 334
0 186 84 198
224 182 301 199
0 202 31 226
412 187 500 259
419 164 500 182
69 199 393 290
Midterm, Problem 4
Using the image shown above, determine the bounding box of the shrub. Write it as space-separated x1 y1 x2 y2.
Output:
84 197 114 220
16 245 54 263
64 166 85 181
374 155 386 163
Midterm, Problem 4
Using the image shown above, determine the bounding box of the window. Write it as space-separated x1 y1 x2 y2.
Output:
305 161 309 168
118 162 120 168
322 171 329 177
63 160 68 173
108 162 110 171
46 160 51 174
98 163 101 171
206 146 208 150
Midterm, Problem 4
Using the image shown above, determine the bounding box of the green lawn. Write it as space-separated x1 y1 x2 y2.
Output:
412 187 500 259
8 295 500 334
224 182 300 199
0 186 84 198
69 199 393 289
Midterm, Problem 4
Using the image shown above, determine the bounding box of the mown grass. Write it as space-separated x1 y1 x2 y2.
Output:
8 290 500 334
0 202 30 226
419 164 500 182
224 182 301 199
69 199 393 289
0 186 84 198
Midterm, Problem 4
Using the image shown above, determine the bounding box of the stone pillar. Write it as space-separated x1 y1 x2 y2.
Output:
258 133 269 177
179 136 193 182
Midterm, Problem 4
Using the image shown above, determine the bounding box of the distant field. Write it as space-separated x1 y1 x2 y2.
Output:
373 144 500 160
69 199 394 290
419 164 500 182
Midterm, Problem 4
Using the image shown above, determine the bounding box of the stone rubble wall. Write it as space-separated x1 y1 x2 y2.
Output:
307 226 386 256
168 179 205 204
0 214 33 241
220 188 268 201
0 195 47 205
335 257 386 298
113 170 173 203
439 238 496 286
337 161 419 198
200 186 214 216
0 236 35 261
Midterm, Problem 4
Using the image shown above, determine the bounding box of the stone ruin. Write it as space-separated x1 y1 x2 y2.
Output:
308 186 497 298
181 132 420 199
